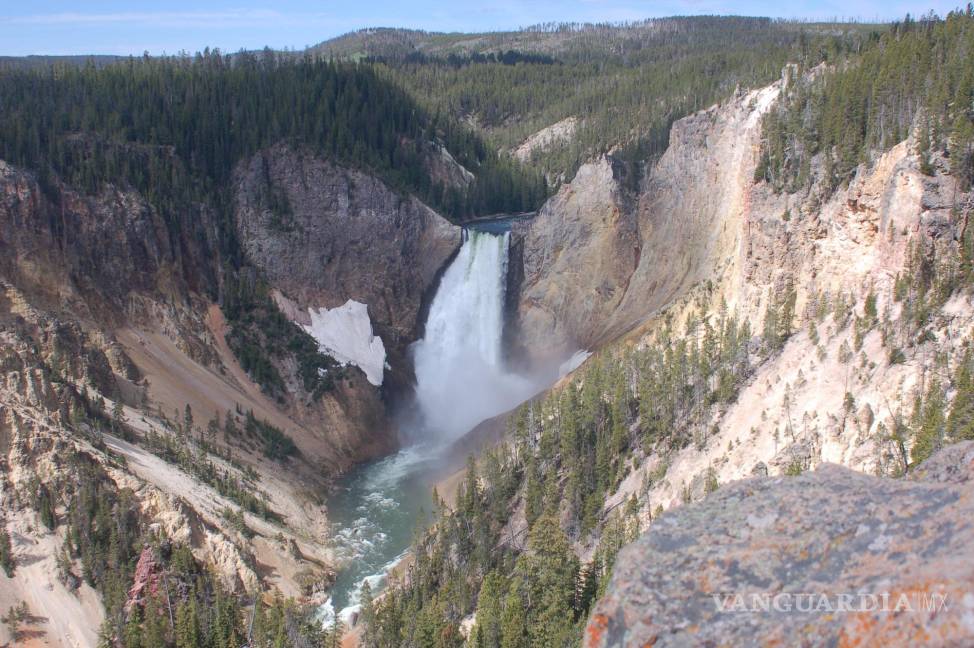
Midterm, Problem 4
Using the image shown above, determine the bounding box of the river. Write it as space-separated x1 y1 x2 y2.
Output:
319 444 440 626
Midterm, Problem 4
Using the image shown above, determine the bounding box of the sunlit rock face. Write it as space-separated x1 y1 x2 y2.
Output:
512 83 782 364
586 442 974 648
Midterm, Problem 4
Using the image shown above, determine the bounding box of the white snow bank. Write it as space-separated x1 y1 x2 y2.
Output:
304 300 386 386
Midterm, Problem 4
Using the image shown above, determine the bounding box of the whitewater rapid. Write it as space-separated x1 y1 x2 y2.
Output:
319 445 437 627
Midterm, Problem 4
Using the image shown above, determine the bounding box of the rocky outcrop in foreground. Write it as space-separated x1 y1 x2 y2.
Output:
587 442 974 647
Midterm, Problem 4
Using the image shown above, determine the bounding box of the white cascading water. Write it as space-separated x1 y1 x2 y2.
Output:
322 226 587 628
411 229 534 439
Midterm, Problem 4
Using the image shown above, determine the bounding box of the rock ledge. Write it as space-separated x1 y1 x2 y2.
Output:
587 442 974 647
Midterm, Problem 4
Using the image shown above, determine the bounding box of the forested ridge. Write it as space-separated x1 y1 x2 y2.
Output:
320 17 884 183
756 7 974 193
0 50 546 226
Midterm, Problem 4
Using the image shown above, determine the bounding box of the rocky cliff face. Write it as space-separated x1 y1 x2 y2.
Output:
513 116 579 164
1 329 252 631
511 72 974 645
515 71 964 362
513 83 781 364
587 442 974 647
517 70 971 493
600 97 970 516
0 154 390 469
0 280 337 619
729 135 954 328
0 142 464 644
511 155 639 364
234 143 462 389
0 160 214 337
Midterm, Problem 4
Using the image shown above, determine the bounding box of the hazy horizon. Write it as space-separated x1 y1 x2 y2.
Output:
0 0 964 57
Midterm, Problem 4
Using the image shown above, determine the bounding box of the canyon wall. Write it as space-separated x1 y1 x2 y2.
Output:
515 72 969 490
511 73 973 643
511 155 639 364
513 82 782 363
0 144 463 644
234 143 462 390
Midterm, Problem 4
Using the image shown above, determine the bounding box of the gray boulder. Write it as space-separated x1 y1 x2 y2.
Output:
586 442 974 647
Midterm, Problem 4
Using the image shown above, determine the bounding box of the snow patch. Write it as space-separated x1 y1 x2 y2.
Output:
304 300 386 386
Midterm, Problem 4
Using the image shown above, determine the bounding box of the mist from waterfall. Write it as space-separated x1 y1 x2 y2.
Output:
411 229 536 440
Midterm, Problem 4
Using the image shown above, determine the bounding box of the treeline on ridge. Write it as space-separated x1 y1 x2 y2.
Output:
756 8 974 193
0 49 547 228
362 17 879 183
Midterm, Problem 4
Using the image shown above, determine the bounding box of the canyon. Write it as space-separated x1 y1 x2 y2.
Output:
1 35 973 648
0 140 466 640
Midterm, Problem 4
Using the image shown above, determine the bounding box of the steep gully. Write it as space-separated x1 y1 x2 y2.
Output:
320 223 586 626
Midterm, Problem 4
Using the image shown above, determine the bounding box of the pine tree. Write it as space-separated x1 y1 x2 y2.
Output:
947 350 974 441
207 416 220 447
499 589 528 648
360 580 377 648
918 117 934 175
460 456 481 519
96 619 116 648
763 278 797 352
911 378 946 465
123 605 144 648
471 571 504 648
142 595 169 648
224 411 238 443
175 594 201 648
182 405 194 440
35 484 56 530
523 456 543 528
518 516 580 646
0 528 14 577
111 399 126 437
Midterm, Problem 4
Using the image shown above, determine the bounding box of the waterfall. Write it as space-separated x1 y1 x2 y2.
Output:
321 225 586 629
411 229 533 439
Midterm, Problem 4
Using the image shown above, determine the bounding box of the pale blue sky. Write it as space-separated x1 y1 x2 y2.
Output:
0 0 964 56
